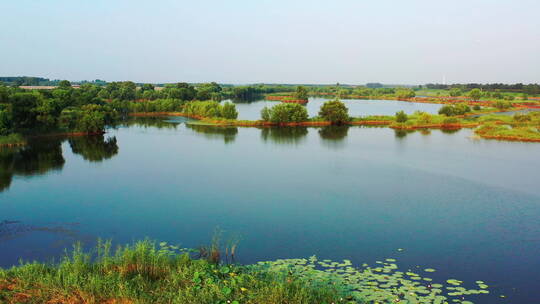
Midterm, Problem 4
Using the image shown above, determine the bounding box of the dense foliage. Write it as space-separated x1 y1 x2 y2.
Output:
184 101 238 119
438 104 471 116
294 86 308 100
425 82 540 95
261 103 308 124
318 99 349 124
395 110 408 123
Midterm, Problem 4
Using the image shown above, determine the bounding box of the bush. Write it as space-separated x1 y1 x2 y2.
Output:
261 107 271 121
395 111 408 123
494 100 512 110
59 104 115 133
183 101 237 119
395 89 415 99
220 102 238 119
449 88 462 97
0 104 13 135
417 112 432 124
318 99 349 124
262 103 308 124
295 86 308 100
438 103 471 116
513 113 532 122
442 117 459 124
468 88 482 101
473 105 481 111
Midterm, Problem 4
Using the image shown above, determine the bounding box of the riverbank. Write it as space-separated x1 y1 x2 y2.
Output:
129 111 540 143
0 239 492 304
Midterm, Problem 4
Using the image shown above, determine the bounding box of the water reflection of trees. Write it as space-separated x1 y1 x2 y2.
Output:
318 125 349 148
394 129 415 139
185 124 238 144
0 138 65 192
120 117 180 129
261 127 308 145
69 135 119 162
0 135 119 192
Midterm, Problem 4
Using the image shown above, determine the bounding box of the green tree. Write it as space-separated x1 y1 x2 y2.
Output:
295 86 308 100
318 99 349 124
220 102 238 119
395 111 408 123
0 104 12 135
468 88 482 101
261 106 271 121
395 89 415 99
264 103 308 124
8 92 41 128
494 100 512 110
57 80 72 89
449 88 462 97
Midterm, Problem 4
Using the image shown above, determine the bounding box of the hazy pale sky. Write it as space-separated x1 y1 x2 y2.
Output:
1 0 539 84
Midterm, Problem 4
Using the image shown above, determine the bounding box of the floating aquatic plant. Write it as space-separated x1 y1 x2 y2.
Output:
253 256 490 304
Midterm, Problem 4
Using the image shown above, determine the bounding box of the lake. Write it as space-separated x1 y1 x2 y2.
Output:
1 102 539 304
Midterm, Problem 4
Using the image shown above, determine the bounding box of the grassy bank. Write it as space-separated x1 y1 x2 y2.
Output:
0 240 340 304
0 240 492 304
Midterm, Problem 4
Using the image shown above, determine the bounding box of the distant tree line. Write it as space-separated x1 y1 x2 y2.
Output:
425 83 540 95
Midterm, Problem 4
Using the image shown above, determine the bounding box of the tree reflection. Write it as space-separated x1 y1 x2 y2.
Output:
394 129 415 139
69 135 119 162
185 124 238 144
318 125 349 149
0 134 120 192
0 138 65 192
261 127 308 145
121 117 180 129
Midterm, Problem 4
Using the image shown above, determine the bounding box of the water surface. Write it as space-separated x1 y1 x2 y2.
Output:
1 117 539 304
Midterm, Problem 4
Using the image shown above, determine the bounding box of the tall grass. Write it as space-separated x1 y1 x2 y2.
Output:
0 240 341 304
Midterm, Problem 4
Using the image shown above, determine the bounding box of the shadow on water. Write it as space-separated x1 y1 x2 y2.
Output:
120 116 181 129
0 138 65 192
69 135 119 162
261 127 308 145
0 135 119 192
318 125 349 149
186 124 238 144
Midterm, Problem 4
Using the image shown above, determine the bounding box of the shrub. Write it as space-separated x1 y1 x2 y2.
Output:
494 100 512 110
220 102 238 119
261 106 271 121
449 88 462 97
183 101 237 119
262 103 308 124
468 88 482 101
417 112 432 124
442 117 459 124
318 99 349 124
513 113 532 122
295 86 308 100
395 89 415 99
395 111 408 123
438 103 470 116
473 105 481 111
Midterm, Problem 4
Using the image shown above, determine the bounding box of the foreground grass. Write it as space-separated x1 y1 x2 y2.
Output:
0 240 341 304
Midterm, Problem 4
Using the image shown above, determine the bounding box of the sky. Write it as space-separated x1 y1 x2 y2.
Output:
1 0 539 84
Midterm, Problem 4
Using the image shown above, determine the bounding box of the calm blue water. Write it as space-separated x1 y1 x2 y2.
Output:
229 97 443 120
1 115 540 304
